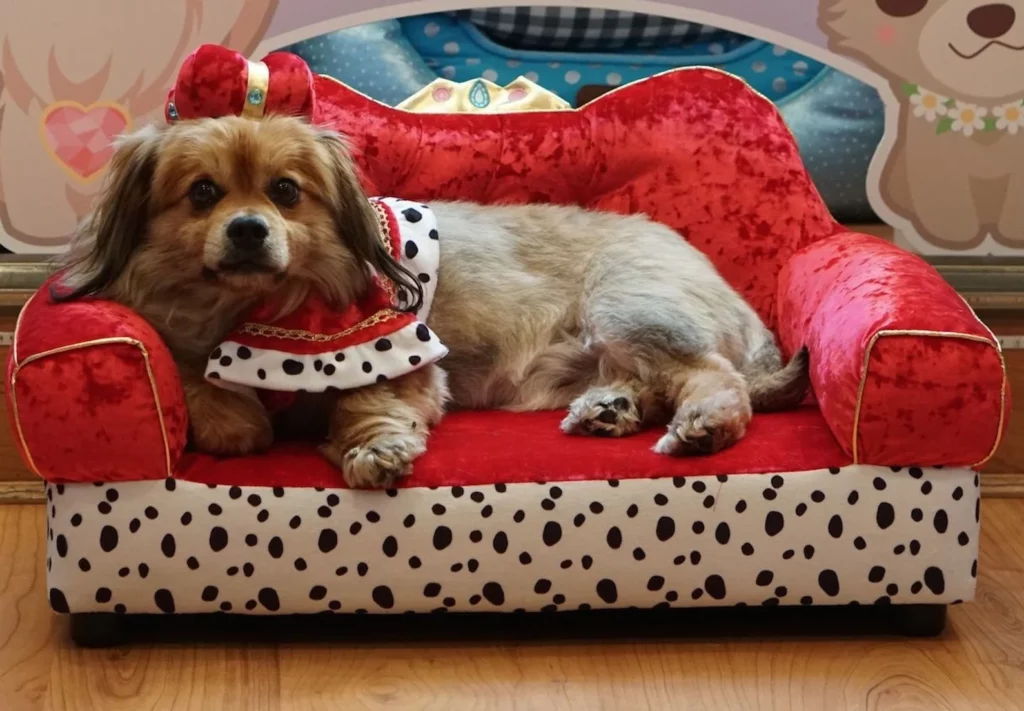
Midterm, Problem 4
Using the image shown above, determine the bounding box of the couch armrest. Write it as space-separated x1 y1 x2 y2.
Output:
6 278 188 482
777 232 1009 467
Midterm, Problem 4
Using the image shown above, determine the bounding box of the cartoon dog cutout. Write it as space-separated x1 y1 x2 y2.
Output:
820 0 1024 250
0 0 278 253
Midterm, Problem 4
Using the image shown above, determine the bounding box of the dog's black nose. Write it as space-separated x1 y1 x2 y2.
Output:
968 3 1016 39
226 215 269 251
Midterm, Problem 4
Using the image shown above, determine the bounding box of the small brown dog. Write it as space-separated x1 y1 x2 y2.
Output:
58 116 808 488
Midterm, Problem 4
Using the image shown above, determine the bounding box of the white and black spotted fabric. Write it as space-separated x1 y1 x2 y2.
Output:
44 466 979 616
204 198 446 394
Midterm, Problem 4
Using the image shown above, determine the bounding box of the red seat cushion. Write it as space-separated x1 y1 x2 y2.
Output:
173 407 849 489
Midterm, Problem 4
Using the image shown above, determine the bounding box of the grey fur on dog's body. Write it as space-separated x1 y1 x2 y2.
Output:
425 201 807 450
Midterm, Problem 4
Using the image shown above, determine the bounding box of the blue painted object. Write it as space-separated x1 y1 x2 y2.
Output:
399 13 823 105
284 20 437 106
779 71 886 222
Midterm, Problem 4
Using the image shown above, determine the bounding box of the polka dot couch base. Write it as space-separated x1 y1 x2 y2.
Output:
44 466 978 615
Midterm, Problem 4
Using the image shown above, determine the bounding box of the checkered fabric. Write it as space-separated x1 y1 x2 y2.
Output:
458 7 729 51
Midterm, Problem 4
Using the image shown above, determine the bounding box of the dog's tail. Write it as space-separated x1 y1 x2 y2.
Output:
742 343 811 413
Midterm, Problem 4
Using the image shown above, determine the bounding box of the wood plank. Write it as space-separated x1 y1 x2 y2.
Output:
2 500 1024 708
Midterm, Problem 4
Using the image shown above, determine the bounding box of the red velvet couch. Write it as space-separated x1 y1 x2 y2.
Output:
7 47 1009 646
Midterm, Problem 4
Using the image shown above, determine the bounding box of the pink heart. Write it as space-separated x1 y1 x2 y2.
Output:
41 103 129 180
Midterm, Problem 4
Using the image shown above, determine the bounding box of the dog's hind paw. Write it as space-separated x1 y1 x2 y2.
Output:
562 387 643 438
654 389 749 456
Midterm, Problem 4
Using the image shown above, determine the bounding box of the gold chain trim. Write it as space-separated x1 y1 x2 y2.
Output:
237 200 404 343
371 200 398 303
238 308 401 342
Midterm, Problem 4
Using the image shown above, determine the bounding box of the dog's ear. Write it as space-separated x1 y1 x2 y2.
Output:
53 125 163 301
316 130 424 313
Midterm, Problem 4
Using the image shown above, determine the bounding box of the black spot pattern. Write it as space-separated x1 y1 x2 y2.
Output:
44 465 976 615
596 579 618 604
258 588 281 611
154 589 175 613
924 567 946 595
482 582 505 606
876 502 895 529
818 570 840 597
49 588 69 613
828 515 843 538
99 525 118 552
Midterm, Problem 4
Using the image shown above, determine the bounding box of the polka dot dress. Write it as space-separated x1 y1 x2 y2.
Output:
204 198 447 394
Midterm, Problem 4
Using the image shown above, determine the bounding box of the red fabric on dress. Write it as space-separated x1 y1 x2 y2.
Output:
777 232 1010 467
174 408 849 489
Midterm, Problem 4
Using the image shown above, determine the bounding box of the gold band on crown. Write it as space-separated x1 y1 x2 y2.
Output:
241 60 270 119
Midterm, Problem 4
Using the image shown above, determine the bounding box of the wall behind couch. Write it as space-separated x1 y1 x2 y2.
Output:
2 0 1023 258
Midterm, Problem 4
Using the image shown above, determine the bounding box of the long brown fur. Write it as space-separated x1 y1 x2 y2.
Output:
57 116 423 468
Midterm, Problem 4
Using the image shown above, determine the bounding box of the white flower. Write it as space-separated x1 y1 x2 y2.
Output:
948 101 988 136
994 101 1024 135
909 89 949 122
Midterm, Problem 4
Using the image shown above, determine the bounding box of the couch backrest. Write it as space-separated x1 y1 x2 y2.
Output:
312 68 839 325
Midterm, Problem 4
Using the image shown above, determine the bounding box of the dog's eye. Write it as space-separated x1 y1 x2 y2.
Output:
876 0 928 17
188 179 222 209
269 178 300 207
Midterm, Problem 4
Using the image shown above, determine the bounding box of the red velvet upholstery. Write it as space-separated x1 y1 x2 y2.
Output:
7 281 187 482
313 69 838 324
176 408 848 489
166 46 315 122
777 233 1010 467
6 49 1010 486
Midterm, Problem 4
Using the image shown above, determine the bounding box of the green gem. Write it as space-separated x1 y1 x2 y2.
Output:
247 88 264 105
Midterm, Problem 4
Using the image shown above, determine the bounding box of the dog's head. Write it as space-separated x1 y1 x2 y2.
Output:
820 0 1024 101
58 116 422 313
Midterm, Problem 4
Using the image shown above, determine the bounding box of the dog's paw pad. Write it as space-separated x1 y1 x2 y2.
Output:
653 390 749 457
562 390 642 438
654 425 721 456
322 434 425 489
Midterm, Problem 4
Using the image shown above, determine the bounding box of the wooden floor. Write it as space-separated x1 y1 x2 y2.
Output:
2 502 1024 710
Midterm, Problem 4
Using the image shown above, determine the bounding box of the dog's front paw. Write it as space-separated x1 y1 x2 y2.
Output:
322 433 426 489
654 389 750 456
562 387 643 438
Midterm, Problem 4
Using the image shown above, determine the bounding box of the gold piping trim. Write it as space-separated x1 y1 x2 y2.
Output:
10 337 173 480
851 330 1008 468
241 60 270 119
11 287 40 368
237 200 402 343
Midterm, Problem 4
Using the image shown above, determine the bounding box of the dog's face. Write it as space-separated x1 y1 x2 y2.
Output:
62 116 418 312
821 0 1024 101
148 117 353 293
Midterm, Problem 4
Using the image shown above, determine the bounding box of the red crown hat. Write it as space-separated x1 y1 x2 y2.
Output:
162 46 447 407
165 44 315 123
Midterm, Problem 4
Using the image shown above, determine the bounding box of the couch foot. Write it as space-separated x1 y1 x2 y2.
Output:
69 613 129 648
890 604 947 637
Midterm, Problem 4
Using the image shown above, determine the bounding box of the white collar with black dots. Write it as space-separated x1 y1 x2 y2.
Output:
204 197 446 395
